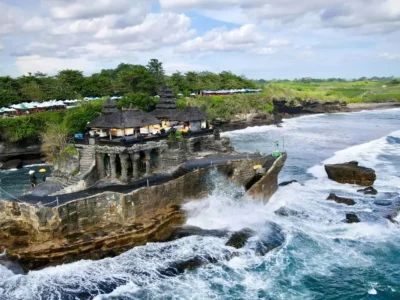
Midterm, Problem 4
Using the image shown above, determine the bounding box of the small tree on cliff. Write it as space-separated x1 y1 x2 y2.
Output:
41 124 76 163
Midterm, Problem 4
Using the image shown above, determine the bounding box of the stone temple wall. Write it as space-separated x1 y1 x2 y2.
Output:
0 155 285 269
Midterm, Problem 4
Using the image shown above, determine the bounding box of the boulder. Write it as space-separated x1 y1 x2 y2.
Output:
166 225 229 241
225 228 255 249
279 180 297 187
324 161 376 186
373 200 392 207
327 193 356 206
357 186 378 195
346 213 360 223
254 222 285 256
385 215 399 225
274 206 301 217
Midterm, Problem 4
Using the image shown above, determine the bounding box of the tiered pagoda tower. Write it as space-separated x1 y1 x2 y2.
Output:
150 85 178 122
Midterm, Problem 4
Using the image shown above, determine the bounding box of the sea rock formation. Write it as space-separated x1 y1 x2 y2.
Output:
225 228 255 249
273 97 349 115
166 225 229 241
327 193 356 206
357 186 378 195
0 141 42 170
279 180 298 187
346 213 360 223
324 161 376 186
274 206 302 217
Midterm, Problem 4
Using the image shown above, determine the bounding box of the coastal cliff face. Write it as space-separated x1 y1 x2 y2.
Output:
0 155 285 270
272 97 349 115
0 141 42 169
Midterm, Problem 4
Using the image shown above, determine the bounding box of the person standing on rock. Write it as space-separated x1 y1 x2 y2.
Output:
29 170 37 188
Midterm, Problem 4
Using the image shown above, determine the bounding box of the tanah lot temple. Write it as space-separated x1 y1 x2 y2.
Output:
51 85 232 192
0 85 286 270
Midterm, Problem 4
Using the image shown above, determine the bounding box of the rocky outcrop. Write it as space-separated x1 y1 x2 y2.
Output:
166 225 229 241
346 213 360 223
0 141 42 170
273 97 349 115
279 180 297 187
215 110 280 131
225 228 255 249
324 161 376 186
357 186 378 195
327 193 356 206
1 155 285 270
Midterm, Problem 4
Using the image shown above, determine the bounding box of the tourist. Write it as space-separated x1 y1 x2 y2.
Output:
29 170 37 188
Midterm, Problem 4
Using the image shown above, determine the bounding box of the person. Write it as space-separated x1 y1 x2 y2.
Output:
42 174 47 182
29 170 37 188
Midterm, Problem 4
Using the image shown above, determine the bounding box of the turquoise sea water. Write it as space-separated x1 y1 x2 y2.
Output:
0 108 399 299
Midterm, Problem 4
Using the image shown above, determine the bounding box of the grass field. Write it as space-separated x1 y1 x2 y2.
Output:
262 80 400 103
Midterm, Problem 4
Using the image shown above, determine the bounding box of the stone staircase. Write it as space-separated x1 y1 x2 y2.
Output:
77 146 96 178
51 146 96 195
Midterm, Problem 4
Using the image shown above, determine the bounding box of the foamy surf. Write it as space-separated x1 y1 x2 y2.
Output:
0 108 399 300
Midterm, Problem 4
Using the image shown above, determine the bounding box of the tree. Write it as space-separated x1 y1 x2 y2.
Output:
391 79 399 85
21 81 45 101
117 65 156 94
56 69 85 94
169 71 187 94
147 59 165 89
81 74 112 97
117 93 158 112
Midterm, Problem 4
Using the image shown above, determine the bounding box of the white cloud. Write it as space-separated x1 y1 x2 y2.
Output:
177 24 263 53
163 61 209 74
269 38 291 47
16 55 92 75
49 0 140 20
254 47 277 55
95 13 194 45
162 0 400 34
379 52 400 60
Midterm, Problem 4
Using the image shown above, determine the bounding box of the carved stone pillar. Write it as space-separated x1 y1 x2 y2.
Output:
130 153 139 179
110 153 117 179
145 150 151 177
96 153 106 178
120 153 129 183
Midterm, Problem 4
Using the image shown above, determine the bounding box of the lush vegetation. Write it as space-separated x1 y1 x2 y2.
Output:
0 59 256 107
1 59 399 144
0 100 104 142
259 79 400 103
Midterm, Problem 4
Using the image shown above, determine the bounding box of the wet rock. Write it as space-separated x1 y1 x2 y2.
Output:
346 213 360 223
374 200 392 207
279 180 297 187
385 215 399 225
327 193 356 206
225 228 255 249
255 222 285 256
166 225 229 241
357 186 378 195
274 206 301 217
159 255 218 277
325 161 376 186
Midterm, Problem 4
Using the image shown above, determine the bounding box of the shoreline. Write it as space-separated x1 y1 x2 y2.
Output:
347 102 400 112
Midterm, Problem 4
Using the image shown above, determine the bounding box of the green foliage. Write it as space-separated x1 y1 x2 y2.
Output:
147 59 165 88
71 168 80 176
63 99 105 134
175 130 184 142
63 144 79 156
117 93 157 112
176 99 188 109
193 94 273 120
0 111 65 142
117 65 156 94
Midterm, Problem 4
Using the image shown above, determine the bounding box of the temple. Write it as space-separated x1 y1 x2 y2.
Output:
52 87 233 191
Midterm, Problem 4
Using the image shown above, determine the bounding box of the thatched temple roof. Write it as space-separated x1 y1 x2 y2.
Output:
150 85 178 120
101 98 119 115
88 103 160 129
173 106 207 122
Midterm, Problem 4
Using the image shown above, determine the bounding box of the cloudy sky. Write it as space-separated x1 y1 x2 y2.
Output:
1 0 399 79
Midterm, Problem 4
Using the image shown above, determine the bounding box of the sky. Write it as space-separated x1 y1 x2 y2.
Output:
0 0 399 79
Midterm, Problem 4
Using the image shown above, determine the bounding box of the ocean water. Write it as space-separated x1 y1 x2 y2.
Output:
0 108 399 300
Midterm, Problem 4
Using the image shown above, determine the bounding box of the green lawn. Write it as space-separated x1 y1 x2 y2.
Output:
262 81 400 103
